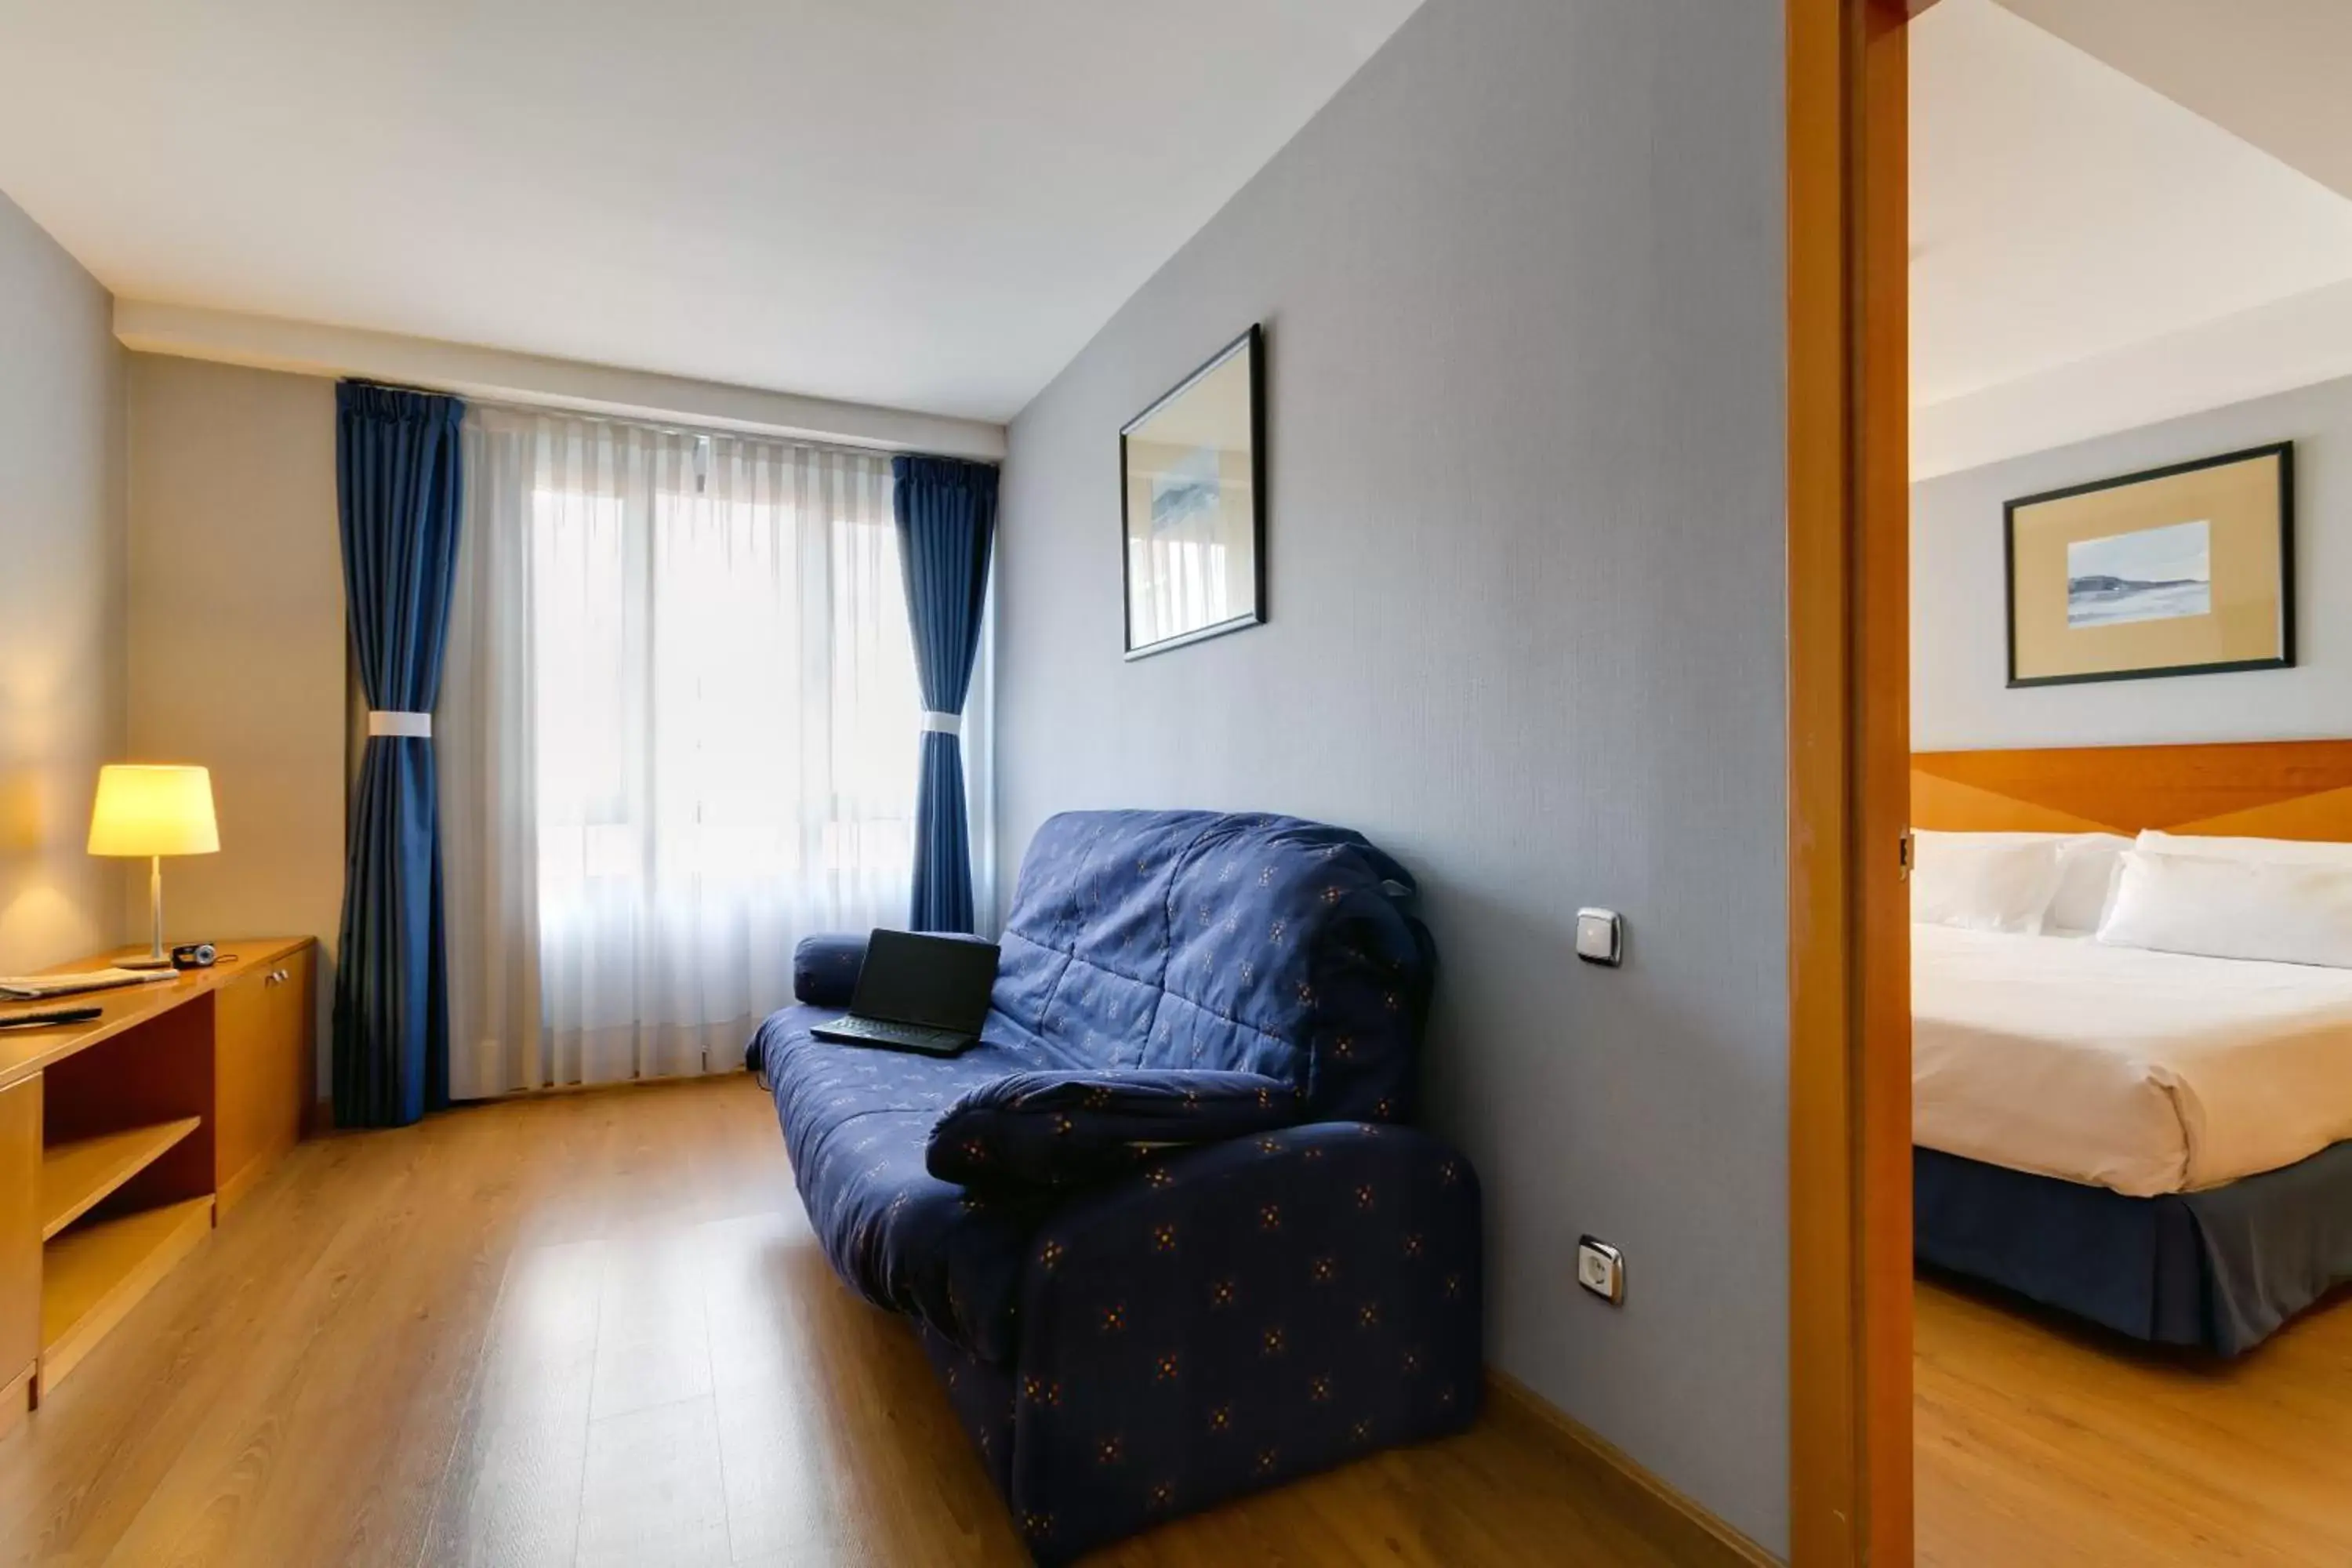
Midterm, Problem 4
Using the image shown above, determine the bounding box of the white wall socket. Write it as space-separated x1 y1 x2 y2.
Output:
1574 908 1622 966
1577 1236 1625 1305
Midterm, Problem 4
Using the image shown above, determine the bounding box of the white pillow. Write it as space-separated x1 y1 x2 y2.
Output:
2098 849 2352 969
1911 833 2063 935
2050 833 2133 932
1910 830 2125 933
2136 829 2352 868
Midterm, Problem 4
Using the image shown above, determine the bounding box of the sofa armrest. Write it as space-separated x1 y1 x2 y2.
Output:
792 932 872 1007
927 1069 1304 1188
1004 1121 1483 1563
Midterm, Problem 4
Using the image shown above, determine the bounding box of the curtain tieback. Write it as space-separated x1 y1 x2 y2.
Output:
920 710 963 737
368 710 434 739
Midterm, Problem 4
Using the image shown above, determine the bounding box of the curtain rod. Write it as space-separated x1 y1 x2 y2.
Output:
453 390 919 463
346 376 936 461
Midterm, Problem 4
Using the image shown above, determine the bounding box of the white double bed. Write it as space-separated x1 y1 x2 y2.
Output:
1908 819 2352 1352
1913 923 2352 1198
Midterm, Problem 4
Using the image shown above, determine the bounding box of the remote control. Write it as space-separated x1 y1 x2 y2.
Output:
0 1004 104 1029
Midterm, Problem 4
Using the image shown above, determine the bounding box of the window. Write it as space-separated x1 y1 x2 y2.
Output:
529 481 922 897
441 411 977 1094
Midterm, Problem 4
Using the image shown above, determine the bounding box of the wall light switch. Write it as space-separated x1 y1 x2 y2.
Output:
1574 908 1622 967
1577 1236 1625 1305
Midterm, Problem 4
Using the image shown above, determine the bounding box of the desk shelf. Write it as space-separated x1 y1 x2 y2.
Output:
40 1196 214 1391
0 937 314 1426
40 1119 204 1240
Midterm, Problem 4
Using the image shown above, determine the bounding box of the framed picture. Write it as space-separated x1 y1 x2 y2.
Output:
1120 325 1265 659
2005 441 2294 688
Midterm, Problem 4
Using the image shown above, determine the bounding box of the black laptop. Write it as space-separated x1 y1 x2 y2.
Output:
810 928 1000 1057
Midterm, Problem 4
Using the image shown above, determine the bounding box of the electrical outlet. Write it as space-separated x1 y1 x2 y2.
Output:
1577 1236 1625 1305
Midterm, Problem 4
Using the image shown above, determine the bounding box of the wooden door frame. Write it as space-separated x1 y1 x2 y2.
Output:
1788 0 1921 1563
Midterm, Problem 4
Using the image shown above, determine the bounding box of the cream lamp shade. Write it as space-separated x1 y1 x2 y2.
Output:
89 764 219 967
88 764 220 857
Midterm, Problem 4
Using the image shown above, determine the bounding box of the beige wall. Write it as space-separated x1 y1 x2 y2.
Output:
125 354 343 1053
0 192 128 972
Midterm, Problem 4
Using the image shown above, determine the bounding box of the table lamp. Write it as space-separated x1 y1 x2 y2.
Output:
88 764 220 970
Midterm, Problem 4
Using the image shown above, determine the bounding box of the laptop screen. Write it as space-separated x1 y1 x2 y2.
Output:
849 929 1000 1033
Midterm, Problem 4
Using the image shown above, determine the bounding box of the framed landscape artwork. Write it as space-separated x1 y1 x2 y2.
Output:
1120 325 1265 659
2005 441 2294 688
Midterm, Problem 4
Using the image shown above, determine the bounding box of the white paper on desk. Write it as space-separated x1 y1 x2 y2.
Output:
0 968 176 1001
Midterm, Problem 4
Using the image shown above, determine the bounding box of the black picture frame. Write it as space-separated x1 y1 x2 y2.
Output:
2003 440 2295 689
1119 324 1267 659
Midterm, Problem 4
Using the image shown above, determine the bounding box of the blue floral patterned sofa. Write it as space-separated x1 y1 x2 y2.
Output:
747 810 1483 1563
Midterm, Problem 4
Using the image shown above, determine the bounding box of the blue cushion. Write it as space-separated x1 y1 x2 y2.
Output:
989 811 1436 1122
792 933 869 1007
926 1069 1303 1188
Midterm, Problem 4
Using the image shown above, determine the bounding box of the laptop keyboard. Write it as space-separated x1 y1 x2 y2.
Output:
826 1017 970 1052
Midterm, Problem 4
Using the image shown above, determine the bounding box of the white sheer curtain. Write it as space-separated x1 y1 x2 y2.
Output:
440 408 992 1098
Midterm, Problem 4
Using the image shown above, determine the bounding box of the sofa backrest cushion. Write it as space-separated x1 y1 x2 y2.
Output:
988 811 1436 1122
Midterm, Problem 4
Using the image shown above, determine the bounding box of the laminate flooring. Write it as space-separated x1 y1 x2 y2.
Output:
1916 1275 2352 1567
0 1073 1712 1567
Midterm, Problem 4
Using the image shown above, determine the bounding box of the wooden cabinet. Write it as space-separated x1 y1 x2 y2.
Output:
0 937 315 1419
0 1076 38 1433
214 945 314 1216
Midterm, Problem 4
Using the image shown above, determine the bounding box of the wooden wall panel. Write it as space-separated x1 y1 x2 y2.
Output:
1856 13 1915 1564
1788 1 1915 1562
1914 739 2352 841
1785 0 1862 1552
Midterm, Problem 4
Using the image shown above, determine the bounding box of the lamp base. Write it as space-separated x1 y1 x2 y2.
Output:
128 856 173 972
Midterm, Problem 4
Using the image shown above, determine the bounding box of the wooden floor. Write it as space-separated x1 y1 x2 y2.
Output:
1916 1276 2352 1566
0 1073 1704 1568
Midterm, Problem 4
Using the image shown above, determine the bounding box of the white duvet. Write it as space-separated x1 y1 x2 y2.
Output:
1912 924 2352 1196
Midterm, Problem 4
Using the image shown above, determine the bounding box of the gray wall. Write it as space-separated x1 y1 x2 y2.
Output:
995 0 1789 1548
1915 372 2352 750
0 191 127 971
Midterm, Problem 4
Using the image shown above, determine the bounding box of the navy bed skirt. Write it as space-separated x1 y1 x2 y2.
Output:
1915 1140 2352 1356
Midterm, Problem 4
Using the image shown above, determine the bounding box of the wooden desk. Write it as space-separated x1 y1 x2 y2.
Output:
0 938 315 1431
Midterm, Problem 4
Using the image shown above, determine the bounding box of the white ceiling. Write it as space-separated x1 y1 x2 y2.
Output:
0 0 1423 424
1911 0 2352 474
1998 0 2352 203
9 0 2346 459
1911 0 2352 408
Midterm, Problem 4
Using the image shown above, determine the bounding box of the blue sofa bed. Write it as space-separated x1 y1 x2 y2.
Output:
748 809 1484 1563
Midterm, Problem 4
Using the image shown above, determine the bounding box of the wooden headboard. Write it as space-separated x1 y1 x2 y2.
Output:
1913 739 2352 842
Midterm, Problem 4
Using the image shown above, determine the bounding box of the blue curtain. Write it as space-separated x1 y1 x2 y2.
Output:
333 383 465 1127
893 455 999 933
